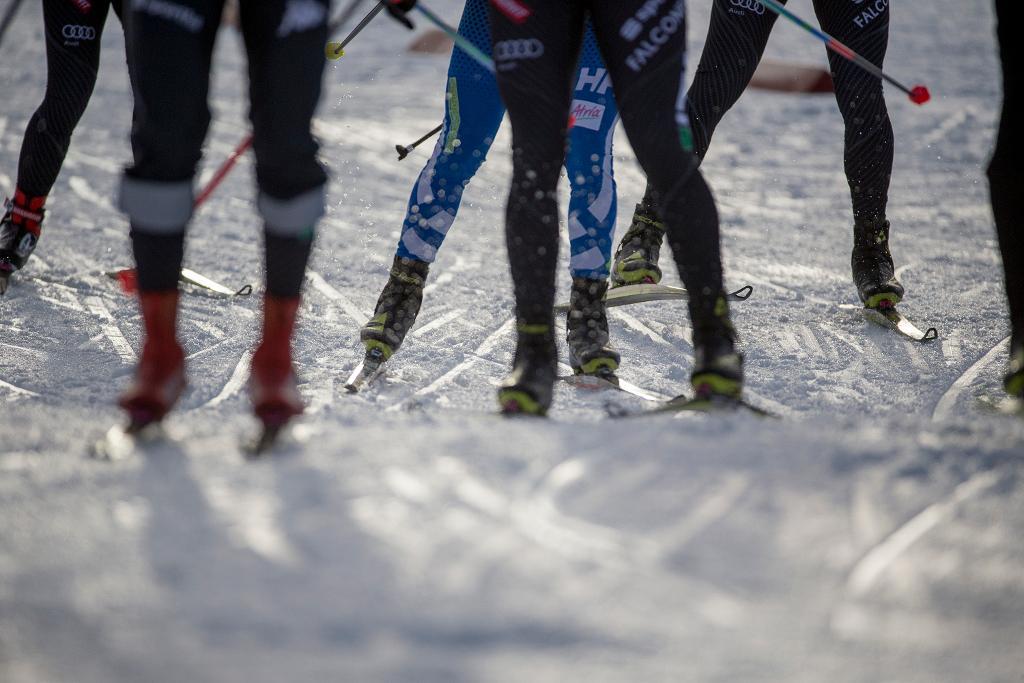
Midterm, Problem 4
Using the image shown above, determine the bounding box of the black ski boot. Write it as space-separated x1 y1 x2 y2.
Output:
498 324 557 416
852 218 904 310
0 191 46 294
1006 338 1024 399
611 203 666 287
567 277 620 377
359 255 429 362
690 294 743 399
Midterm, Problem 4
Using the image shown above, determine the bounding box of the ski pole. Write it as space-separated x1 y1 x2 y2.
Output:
759 0 929 105
327 0 387 60
396 123 443 160
196 3 386 209
193 135 252 208
413 3 495 74
0 0 26 50
392 4 494 161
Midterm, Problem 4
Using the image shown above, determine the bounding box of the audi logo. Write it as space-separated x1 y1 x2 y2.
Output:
493 39 545 61
62 25 97 40
730 0 765 14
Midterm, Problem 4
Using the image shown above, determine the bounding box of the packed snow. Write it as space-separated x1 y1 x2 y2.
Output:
1 1 1022 681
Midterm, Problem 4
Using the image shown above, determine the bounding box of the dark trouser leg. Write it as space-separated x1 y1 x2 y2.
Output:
590 1 723 310
119 0 223 291
490 2 584 329
637 0 779 214
238 0 329 299
489 1 585 413
815 0 893 224
15 0 113 197
990 0 1024 351
592 0 741 395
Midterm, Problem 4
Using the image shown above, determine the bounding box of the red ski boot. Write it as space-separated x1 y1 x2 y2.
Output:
249 295 304 431
119 290 186 429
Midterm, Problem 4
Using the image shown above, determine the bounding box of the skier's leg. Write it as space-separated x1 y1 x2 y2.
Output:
490 0 585 414
611 0 779 286
238 0 330 424
363 0 506 361
117 0 224 422
395 0 505 264
989 0 1024 397
0 0 114 285
564 23 620 374
591 0 742 397
814 0 901 308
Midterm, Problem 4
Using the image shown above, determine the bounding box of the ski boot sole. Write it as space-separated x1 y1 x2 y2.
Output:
572 357 620 377
864 292 902 310
691 373 742 400
498 389 548 416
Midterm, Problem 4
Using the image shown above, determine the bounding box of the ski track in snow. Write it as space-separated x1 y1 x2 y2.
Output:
2 1 1023 682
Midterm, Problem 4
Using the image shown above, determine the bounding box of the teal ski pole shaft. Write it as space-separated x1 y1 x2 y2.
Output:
413 3 495 74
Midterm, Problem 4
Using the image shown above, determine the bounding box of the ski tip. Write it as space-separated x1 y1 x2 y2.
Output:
729 284 754 301
909 85 931 105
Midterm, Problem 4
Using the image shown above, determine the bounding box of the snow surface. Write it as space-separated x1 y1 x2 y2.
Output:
2 1 1023 681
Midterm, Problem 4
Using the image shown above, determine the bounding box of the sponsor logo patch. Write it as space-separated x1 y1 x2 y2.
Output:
852 0 888 28
570 100 606 131
625 0 685 72
493 38 544 61
728 0 765 15
62 24 96 44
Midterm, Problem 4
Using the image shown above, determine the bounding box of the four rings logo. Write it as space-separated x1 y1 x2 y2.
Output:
493 38 544 61
62 25 96 40
729 0 765 14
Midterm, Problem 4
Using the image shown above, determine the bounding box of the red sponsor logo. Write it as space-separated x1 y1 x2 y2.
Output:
490 0 531 24
69 0 93 13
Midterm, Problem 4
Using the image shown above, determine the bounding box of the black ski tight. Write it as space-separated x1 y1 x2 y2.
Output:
490 0 722 326
14 0 124 198
641 0 894 225
989 0 1023 346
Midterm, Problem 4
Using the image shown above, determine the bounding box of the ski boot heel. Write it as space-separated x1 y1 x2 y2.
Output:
499 324 557 416
0 190 47 294
250 296 305 426
690 371 742 400
611 203 665 287
360 255 429 360
119 290 186 427
852 218 904 308
567 277 620 377
118 350 186 429
690 292 744 400
572 356 619 378
497 387 548 416
864 292 901 311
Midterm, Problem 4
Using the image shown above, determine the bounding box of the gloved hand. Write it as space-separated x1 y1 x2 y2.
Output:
386 0 416 30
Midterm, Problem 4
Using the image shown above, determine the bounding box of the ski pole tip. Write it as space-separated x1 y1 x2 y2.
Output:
909 85 930 105
325 42 344 60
